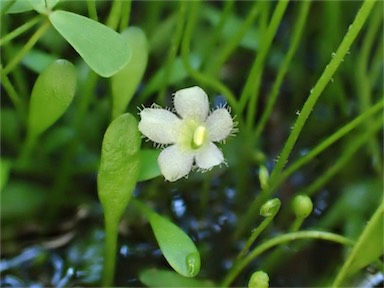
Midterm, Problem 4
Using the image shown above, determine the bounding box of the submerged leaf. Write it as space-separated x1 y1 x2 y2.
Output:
28 59 76 138
49 10 131 77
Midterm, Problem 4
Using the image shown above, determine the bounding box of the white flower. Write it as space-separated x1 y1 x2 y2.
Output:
138 86 236 182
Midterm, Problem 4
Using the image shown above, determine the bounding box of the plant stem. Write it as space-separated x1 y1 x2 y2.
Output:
102 214 119 287
254 1 310 138
86 0 98 21
3 20 50 75
241 0 289 130
0 15 41 46
275 100 383 189
106 0 122 30
267 0 377 194
119 0 131 32
221 230 354 287
181 0 239 115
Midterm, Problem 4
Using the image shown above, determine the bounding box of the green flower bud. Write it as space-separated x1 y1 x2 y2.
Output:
260 198 281 217
292 195 313 219
259 165 269 190
248 271 269 288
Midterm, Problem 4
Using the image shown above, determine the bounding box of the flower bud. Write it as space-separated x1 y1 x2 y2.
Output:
292 195 313 219
259 165 269 190
248 271 269 288
260 198 281 217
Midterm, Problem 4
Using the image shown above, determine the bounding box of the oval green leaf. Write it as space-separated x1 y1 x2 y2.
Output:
3 0 33 14
28 59 76 138
111 27 148 119
138 149 161 182
97 113 141 222
49 10 131 78
139 269 213 287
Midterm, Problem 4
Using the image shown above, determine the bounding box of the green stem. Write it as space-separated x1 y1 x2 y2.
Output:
221 231 354 287
102 214 119 287
208 1 260 77
0 15 41 46
157 1 187 104
0 65 26 119
106 0 122 30
300 118 382 197
241 0 289 130
267 0 376 193
254 1 310 138
181 1 239 115
275 100 383 190
86 0 98 21
119 0 131 32
3 20 50 75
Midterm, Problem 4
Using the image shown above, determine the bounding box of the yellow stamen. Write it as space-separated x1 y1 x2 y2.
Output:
192 126 207 149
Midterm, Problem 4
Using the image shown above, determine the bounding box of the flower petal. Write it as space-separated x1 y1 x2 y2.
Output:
206 108 233 142
139 108 182 144
174 86 209 121
158 145 194 181
195 142 224 170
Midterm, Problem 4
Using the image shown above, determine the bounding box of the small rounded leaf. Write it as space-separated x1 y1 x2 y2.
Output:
28 59 76 138
98 113 141 222
111 27 148 119
49 10 131 78
149 212 201 277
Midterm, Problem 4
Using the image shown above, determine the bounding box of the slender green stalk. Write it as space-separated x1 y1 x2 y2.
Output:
238 199 281 259
102 215 119 287
255 1 310 138
267 0 377 192
0 65 26 119
86 0 98 21
240 0 289 130
0 15 41 46
300 118 382 197
201 0 234 70
106 0 122 30
221 231 354 287
181 1 239 114
275 101 383 189
119 0 131 32
157 2 187 104
208 1 260 77
3 20 50 75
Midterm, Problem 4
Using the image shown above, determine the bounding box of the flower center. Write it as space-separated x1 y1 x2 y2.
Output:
191 125 207 149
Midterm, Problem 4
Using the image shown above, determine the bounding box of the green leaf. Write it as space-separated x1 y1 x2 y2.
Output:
139 269 213 287
333 202 384 286
98 113 141 222
27 0 59 13
138 149 161 182
111 27 148 119
133 200 201 278
0 159 11 192
22 49 57 73
2 0 33 14
28 59 76 138
49 10 131 78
